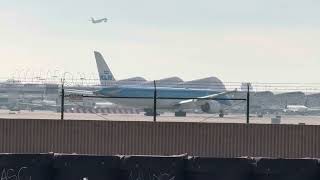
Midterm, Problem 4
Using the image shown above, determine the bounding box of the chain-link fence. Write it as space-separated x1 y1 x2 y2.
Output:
1 77 320 124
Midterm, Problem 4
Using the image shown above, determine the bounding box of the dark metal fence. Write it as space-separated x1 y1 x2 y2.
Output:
0 119 320 158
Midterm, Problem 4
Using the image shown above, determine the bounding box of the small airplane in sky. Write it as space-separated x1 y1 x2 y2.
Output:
90 17 108 24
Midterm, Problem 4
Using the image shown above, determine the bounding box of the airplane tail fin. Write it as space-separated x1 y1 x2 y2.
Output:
94 51 115 86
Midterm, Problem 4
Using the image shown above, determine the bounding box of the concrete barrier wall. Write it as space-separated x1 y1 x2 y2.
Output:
1 119 320 158
185 157 255 180
0 154 53 180
53 154 120 180
0 154 319 180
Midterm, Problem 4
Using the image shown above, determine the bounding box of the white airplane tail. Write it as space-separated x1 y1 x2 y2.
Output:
94 51 115 86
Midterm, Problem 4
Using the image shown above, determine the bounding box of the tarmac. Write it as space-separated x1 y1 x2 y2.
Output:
1 110 320 125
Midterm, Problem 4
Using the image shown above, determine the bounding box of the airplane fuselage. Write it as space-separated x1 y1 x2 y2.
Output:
95 86 229 110
285 105 308 113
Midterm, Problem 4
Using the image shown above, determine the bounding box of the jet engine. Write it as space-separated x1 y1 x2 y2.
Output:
200 101 222 114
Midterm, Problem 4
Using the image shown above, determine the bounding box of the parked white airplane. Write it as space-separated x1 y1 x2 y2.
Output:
284 104 320 113
90 17 108 24
93 102 115 109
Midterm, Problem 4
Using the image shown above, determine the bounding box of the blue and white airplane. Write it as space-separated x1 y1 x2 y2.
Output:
94 86 233 117
93 51 234 117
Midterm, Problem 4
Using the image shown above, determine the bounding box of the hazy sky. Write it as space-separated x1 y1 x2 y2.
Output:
1 0 320 83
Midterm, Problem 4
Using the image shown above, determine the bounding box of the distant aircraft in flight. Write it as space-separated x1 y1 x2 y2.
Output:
90 17 108 24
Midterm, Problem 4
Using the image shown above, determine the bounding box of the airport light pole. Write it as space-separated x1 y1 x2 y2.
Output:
45 70 52 84
53 69 60 83
153 80 157 122
24 69 30 83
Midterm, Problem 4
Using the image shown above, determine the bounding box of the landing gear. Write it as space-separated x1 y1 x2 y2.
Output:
144 111 153 116
175 111 186 117
219 110 224 118
144 112 160 116
144 109 160 116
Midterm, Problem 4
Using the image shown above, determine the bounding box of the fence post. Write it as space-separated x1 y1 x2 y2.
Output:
153 80 157 122
246 83 250 124
61 79 65 120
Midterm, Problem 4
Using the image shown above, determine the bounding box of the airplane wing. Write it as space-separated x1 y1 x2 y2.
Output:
18 102 43 107
175 90 237 108
65 89 94 95
307 107 320 111
64 89 100 102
